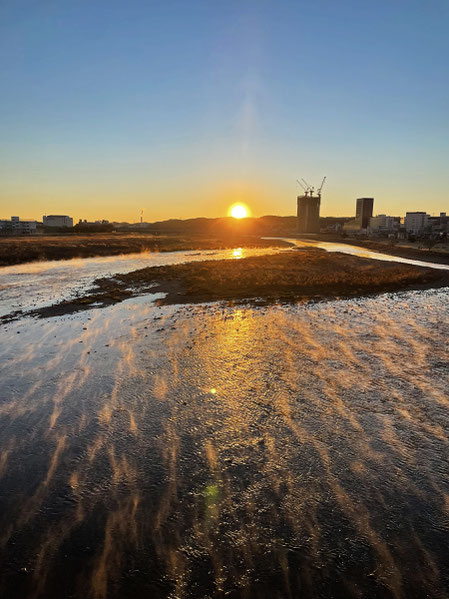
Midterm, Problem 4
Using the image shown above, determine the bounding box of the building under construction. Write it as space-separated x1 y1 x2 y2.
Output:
297 177 325 234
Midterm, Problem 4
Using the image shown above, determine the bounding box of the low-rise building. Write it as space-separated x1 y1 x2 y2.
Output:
343 219 363 232
404 212 429 235
43 215 73 228
426 212 448 237
369 214 401 234
0 216 37 235
404 212 428 234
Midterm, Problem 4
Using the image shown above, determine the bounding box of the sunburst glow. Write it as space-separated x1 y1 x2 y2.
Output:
229 203 250 219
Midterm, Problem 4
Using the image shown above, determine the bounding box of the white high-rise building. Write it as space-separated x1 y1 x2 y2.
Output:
404 212 429 234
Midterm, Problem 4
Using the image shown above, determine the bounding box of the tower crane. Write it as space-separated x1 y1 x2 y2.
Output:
297 179 308 193
301 178 314 196
317 176 326 197
297 176 326 197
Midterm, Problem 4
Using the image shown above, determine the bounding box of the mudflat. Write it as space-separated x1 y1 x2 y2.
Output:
0 234 291 266
312 235 449 265
28 249 449 319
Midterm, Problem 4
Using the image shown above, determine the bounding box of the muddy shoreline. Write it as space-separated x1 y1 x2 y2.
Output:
3 232 449 268
0 234 292 267
9 249 448 322
305 235 449 265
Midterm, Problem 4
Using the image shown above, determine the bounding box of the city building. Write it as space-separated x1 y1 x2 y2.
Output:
297 194 321 233
343 197 374 232
355 198 374 229
0 216 37 235
426 213 448 237
296 177 326 234
404 212 429 235
43 215 73 228
369 214 401 234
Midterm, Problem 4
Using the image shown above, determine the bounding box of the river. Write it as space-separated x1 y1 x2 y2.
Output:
0 247 280 318
0 242 448 598
270 237 449 271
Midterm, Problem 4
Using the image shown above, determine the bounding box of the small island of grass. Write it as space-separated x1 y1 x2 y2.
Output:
23 249 449 320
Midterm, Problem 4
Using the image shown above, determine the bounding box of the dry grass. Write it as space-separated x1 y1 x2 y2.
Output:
112 249 446 304
20 249 448 321
0 234 290 266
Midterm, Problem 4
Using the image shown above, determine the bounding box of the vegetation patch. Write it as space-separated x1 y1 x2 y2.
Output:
0 234 291 267
23 249 449 320
114 249 448 304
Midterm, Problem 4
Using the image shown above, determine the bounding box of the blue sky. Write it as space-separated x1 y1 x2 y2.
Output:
0 0 448 221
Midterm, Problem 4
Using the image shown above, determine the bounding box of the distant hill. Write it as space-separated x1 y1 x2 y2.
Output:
116 215 297 235
115 215 351 235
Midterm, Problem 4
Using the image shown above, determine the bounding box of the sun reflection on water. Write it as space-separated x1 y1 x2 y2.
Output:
0 289 449 598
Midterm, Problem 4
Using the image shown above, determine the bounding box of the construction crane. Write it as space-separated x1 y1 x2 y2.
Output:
296 179 308 193
317 176 326 197
297 176 326 197
301 178 314 196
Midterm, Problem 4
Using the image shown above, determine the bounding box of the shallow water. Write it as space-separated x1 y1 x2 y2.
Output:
0 247 277 317
1 283 449 598
273 238 449 271
2 240 449 319
1 244 449 598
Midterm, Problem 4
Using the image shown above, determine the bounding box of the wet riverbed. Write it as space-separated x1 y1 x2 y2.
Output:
272 237 449 271
1 247 449 598
0 247 279 318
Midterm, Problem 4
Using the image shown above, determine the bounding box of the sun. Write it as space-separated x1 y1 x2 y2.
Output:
229 203 250 219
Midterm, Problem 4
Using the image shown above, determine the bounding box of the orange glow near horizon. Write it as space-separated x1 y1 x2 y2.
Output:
228 203 250 219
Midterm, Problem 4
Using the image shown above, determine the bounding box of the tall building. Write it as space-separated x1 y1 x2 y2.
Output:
297 195 321 233
43 215 73 228
355 198 374 229
343 197 374 232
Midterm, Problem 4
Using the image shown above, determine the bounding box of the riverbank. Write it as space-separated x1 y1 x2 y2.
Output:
308 235 449 265
22 249 449 320
0 233 291 267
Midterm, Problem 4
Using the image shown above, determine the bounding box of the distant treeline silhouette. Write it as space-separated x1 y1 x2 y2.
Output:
118 215 349 235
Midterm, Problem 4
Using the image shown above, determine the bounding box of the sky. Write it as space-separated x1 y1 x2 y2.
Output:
0 0 448 222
